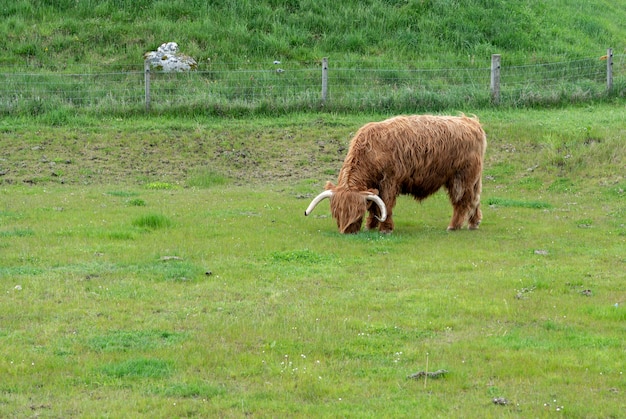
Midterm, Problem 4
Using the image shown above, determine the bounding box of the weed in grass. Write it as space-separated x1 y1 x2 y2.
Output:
145 182 176 190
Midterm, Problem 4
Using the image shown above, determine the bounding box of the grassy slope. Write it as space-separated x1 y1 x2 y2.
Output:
1 0 625 68
1 104 624 188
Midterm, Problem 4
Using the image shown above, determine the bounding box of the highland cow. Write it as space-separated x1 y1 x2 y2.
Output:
305 114 487 233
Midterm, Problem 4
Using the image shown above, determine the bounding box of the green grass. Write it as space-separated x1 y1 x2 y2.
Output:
0 106 625 417
2 0 625 67
186 168 229 188
132 213 173 230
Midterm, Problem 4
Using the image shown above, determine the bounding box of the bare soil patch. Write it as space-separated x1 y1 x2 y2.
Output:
0 126 348 187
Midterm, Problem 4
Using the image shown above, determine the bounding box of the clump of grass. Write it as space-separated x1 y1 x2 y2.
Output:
0 228 35 237
158 261 201 282
128 198 146 206
132 214 172 229
186 169 229 188
548 178 577 193
270 249 325 264
105 230 137 240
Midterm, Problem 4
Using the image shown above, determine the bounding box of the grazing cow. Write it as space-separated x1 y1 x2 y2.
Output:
305 114 487 234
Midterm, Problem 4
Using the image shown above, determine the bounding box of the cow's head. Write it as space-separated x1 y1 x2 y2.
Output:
305 182 387 234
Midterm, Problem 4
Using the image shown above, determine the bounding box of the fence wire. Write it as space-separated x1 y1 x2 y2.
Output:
1 55 622 116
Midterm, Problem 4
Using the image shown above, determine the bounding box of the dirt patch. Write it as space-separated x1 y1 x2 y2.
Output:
0 127 348 187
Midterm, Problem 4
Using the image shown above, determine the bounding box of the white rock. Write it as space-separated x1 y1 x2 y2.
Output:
144 42 197 72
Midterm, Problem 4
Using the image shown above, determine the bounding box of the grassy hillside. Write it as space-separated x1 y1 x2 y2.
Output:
2 0 625 68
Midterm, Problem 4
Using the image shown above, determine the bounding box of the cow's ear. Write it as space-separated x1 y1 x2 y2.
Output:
325 181 336 191
366 188 379 196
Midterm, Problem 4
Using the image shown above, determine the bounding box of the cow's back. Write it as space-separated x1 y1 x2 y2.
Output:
339 115 486 195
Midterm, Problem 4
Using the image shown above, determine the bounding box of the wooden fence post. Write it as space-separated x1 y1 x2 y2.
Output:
490 54 501 105
144 60 151 112
606 48 613 91
321 57 328 103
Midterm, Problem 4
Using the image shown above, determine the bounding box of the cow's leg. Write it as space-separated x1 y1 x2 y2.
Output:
447 205 468 230
366 205 390 231
365 207 379 230
366 204 395 233
375 193 396 233
467 205 482 230
446 176 473 231
378 212 394 233
366 186 394 232
467 177 483 230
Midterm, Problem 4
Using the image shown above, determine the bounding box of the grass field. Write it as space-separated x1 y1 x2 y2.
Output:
1 105 625 417
2 1 625 416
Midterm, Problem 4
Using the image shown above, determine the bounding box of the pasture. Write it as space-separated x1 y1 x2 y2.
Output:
1 105 625 417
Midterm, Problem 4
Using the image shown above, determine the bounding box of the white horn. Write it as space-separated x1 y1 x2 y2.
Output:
366 194 387 222
305 190 334 216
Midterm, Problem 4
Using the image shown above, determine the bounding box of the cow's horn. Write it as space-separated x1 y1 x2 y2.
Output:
366 194 387 222
304 190 333 216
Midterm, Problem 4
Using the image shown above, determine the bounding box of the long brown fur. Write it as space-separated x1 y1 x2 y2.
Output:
326 114 487 233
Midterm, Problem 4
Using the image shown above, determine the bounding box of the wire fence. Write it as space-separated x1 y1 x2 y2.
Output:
1 52 623 117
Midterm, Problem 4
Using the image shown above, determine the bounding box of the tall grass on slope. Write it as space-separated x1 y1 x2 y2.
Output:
3 0 625 66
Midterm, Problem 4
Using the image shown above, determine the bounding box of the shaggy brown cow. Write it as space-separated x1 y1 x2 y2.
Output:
305 114 487 233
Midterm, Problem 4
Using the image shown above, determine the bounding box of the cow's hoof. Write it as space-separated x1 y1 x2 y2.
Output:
379 229 393 234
